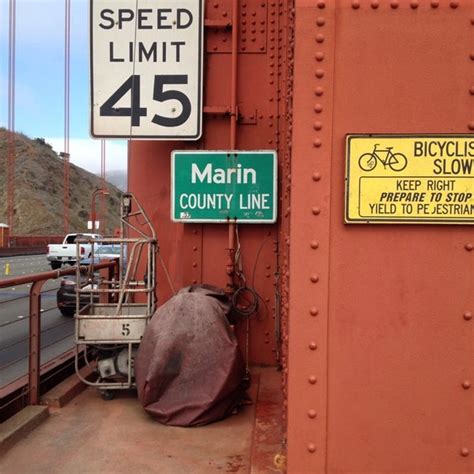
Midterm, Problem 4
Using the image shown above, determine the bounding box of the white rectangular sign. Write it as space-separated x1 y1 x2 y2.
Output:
91 0 203 139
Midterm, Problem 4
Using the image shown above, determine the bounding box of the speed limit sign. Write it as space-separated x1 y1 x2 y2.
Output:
90 0 203 139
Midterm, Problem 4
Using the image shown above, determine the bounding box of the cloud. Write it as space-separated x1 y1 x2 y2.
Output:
45 137 128 174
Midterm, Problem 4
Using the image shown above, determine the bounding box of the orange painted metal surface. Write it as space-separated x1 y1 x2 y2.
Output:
129 0 290 367
128 0 474 472
287 0 474 472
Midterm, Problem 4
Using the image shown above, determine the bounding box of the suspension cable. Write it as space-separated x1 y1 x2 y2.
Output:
7 0 16 232
63 0 71 234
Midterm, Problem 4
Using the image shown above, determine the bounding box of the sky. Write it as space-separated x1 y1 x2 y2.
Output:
0 0 127 173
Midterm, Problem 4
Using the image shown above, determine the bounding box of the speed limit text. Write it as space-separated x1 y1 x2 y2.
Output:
100 8 194 63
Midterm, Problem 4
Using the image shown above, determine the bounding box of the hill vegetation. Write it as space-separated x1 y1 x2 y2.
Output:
0 128 123 235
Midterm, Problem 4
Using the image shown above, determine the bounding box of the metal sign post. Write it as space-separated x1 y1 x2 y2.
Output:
171 151 278 223
90 0 203 139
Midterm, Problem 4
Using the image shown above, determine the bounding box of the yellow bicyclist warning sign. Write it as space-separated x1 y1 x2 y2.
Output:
345 135 474 224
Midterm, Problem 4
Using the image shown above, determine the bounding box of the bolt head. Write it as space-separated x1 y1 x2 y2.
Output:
307 443 317 453
315 87 324 96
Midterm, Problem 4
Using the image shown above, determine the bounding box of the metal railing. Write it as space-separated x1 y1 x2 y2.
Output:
0 261 116 406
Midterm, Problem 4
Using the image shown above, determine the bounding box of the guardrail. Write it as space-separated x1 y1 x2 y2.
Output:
0 261 117 409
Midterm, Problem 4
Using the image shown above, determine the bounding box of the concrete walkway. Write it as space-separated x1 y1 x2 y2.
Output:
0 367 283 474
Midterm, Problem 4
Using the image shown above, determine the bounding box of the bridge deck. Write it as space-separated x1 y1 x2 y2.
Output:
0 367 282 473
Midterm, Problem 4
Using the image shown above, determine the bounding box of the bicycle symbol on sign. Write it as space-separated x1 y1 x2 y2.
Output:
358 144 408 172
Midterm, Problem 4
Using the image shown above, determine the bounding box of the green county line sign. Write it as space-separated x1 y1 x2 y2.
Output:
171 151 277 223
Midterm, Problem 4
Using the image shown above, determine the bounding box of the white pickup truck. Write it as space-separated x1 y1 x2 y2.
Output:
47 233 103 269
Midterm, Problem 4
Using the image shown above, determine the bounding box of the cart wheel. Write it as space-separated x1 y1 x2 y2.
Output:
100 390 115 401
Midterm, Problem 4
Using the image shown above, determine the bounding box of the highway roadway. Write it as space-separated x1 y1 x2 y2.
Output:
0 254 75 389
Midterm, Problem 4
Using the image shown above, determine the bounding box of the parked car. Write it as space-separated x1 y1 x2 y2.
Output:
47 233 103 270
57 276 98 317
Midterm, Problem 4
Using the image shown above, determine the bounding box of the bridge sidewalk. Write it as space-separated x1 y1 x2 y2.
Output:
0 366 283 473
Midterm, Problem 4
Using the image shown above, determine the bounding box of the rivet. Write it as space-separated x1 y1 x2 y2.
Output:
463 311 472 320
310 307 319 316
316 17 325 26
371 0 379 8
465 243 473 251
470 53 474 61
308 375 317 384
352 1 360 9
315 69 324 78
315 52 324 62
391 1 399 8
313 121 323 130
460 447 469 457
310 241 319 249
193 246 198 251
308 409 317 419
470 86 474 95
312 206 321 215
410 0 418 8
192 279 197 284
313 172 321 181
317 0 325 8
430 0 439 7
450 1 459 8
307 443 316 453
192 262 197 268
313 139 322 148
315 86 324 96
471 18 474 25
462 380 471 389
309 341 317 350
468 122 474 131
314 104 323 113
310 274 319 283
316 34 324 43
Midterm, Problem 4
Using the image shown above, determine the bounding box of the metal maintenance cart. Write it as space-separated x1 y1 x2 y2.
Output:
74 193 157 399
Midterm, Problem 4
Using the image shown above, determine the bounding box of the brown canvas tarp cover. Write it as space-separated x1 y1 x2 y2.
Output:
135 285 246 426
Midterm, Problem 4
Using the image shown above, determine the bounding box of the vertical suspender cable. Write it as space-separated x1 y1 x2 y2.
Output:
63 0 71 234
7 0 16 232
99 139 107 233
